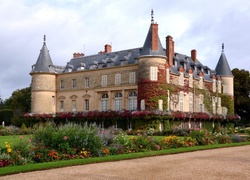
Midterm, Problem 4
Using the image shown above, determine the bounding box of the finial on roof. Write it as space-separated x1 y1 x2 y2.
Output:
151 9 154 24
43 35 46 45
222 43 224 52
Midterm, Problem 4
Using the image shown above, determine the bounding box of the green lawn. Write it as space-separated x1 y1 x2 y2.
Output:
0 135 31 148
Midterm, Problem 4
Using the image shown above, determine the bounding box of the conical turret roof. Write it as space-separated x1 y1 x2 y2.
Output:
215 44 233 77
140 10 165 56
31 35 54 73
140 25 165 56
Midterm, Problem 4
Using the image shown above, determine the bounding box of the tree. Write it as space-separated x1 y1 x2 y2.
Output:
232 68 250 126
0 95 5 109
5 87 31 114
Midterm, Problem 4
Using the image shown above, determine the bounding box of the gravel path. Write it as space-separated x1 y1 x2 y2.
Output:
2 145 250 180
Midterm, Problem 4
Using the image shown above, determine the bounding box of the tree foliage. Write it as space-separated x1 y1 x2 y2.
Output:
5 87 31 114
232 68 250 125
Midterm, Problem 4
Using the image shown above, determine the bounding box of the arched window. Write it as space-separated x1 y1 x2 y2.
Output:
114 92 122 111
128 92 137 111
101 93 108 111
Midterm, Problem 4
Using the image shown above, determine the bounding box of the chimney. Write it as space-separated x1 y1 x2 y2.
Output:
151 23 159 51
105 44 112 53
166 35 174 67
73 52 84 58
191 49 197 62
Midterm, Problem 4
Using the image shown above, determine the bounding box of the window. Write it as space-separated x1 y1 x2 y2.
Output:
101 93 108 111
60 80 64 90
85 77 89 88
212 96 216 114
199 77 203 89
189 74 193 88
179 91 184 111
140 99 145 110
115 73 121 85
73 79 77 89
52 96 55 106
223 85 228 94
218 97 221 107
85 99 89 111
179 72 184 86
128 92 137 111
60 101 64 112
129 72 136 84
102 75 107 87
189 93 193 112
218 81 221 93
199 94 204 112
114 92 122 111
72 100 76 112
158 99 163 111
212 79 216 92
166 68 170 84
150 67 158 81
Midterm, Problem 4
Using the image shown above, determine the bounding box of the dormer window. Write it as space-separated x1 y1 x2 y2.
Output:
174 60 178 66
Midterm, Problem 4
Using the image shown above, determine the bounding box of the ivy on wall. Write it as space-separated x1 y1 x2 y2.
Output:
221 95 234 114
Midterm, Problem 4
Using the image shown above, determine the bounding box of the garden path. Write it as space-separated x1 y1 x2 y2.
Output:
2 145 250 180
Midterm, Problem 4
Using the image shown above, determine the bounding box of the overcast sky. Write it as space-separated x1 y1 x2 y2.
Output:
0 0 249 100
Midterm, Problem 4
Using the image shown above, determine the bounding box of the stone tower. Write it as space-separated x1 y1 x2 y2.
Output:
30 35 56 114
137 10 167 110
215 43 234 97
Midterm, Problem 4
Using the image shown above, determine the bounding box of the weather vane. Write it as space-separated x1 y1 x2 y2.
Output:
44 35 46 45
151 9 154 24
222 43 224 52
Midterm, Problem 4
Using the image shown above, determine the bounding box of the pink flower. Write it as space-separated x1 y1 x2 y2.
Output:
64 136 68 140
20 136 23 139
28 138 31 143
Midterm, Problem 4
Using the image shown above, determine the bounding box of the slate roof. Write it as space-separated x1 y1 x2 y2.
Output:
215 51 233 77
32 24 229 83
140 24 165 56
31 36 55 73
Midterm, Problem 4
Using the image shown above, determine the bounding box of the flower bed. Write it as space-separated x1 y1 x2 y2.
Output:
0 122 249 168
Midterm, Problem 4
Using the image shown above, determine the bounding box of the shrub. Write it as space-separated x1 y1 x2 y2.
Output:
32 122 103 157
190 130 214 145
229 134 248 143
161 136 184 148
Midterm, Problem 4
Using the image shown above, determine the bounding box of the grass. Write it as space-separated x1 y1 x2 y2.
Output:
0 141 249 177
0 135 31 148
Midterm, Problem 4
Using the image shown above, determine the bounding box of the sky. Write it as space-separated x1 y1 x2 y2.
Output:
0 0 249 100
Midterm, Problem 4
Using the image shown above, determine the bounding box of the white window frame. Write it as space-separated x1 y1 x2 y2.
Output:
115 73 121 85
114 92 122 111
128 92 137 111
179 91 184 111
218 81 221 93
150 66 158 81
189 74 193 88
212 96 216 114
199 94 204 112
85 77 89 88
212 79 216 93
72 100 76 112
60 101 64 112
85 99 89 111
179 72 184 86
189 93 193 112
166 68 170 84
101 93 108 111
60 80 64 90
102 75 107 87
72 79 77 89
129 72 136 84
199 77 203 89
